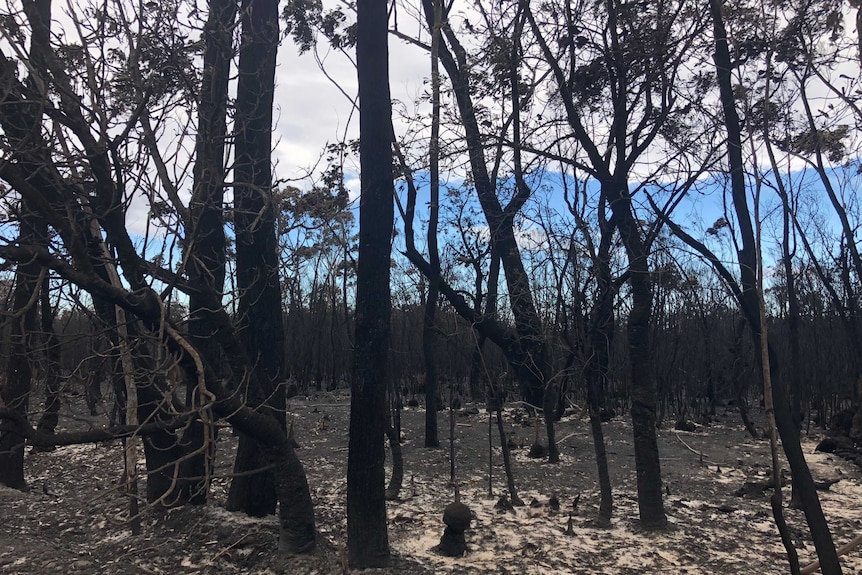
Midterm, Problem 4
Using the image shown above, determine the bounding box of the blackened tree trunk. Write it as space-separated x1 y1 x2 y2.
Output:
494 397 524 506
780 191 803 434
419 0 551 454
709 1 841 571
347 0 393 566
35 271 61 440
0 0 52 488
761 106 806 518
385 421 404 500
604 178 666 529
729 318 758 438
182 0 235 506
386 368 404 500
423 0 442 448
423 281 440 447
226 0 287 517
0 219 42 490
581 204 616 526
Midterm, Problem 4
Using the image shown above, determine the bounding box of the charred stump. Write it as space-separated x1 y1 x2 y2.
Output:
435 501 472 557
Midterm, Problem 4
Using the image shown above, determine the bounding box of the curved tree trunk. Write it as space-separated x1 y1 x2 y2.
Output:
605 179 666 529
709 1 841 571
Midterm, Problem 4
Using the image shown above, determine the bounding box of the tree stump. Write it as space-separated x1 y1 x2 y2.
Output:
435 501 472 557
528 442 548 459
495 496 514 512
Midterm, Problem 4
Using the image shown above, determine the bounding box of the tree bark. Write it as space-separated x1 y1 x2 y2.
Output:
385 421 404 500
226 0 287 517
494 396 524 507
0 241 42 490
347 0 393 566
182 0 235 506
422 0 443 449
0 0 52 489
604 179 666 529
582 207 616 526
35 256 61 439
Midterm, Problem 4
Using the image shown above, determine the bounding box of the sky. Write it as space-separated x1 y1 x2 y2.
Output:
262 2 859 252
271 14 430 201
0 0 856 283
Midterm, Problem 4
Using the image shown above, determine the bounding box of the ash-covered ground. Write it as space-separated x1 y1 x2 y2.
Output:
2 394 861 574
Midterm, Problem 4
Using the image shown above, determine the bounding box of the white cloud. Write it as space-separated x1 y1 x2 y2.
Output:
465 224 549 253
271 13 430 189
343 173 361 203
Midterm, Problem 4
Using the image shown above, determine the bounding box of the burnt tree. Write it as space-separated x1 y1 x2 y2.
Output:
226 0 289 517
346 0 394 566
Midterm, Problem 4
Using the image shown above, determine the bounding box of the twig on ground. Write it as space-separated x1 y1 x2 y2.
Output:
211 532 253 563
555 432 578 445
674 431 714 465
801 532 862 575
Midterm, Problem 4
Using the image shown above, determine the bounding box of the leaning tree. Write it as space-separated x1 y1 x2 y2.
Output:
0 0 316 552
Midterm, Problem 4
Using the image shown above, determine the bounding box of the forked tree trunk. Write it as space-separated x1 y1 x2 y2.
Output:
420 0 551 443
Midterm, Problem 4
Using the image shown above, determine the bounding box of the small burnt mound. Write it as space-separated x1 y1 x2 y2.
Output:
815 407 862 468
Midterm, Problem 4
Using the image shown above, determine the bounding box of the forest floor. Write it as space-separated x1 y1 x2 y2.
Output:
2 393 862 574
